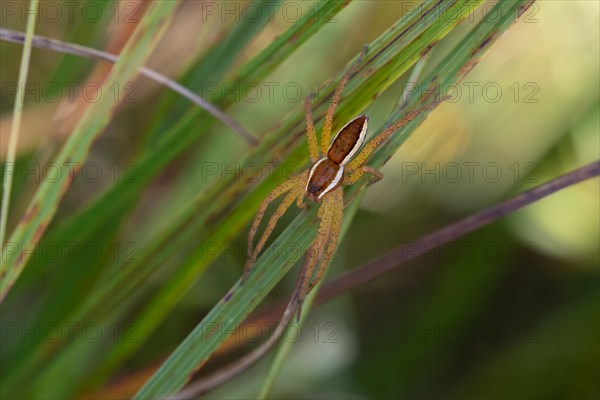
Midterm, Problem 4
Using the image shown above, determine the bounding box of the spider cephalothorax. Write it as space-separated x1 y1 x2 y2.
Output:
306 115 368 202
244 46 436 305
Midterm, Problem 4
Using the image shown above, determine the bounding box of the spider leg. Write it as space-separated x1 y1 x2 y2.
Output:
251 184 305 263
291 240 312 321
346 100 443 172
244 172 307 281
296 193 308 209
297 193 334 305
305 93 320 163
343 165 383 186
321 45 368 155
304 187 344 296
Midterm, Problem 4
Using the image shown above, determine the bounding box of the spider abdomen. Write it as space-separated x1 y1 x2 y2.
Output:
306 158 344 201
327 115 368 165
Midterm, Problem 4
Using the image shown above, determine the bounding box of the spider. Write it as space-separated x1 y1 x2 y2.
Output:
244 47 438 307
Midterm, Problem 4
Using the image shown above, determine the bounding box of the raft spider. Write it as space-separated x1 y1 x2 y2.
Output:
244 46 438 306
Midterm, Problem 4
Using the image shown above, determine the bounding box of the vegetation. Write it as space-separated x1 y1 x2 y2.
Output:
1 1 598 398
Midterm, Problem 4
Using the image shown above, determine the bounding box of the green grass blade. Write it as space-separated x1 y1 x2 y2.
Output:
0 0 38 248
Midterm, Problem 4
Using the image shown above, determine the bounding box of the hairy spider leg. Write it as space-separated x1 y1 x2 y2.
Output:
321 45 368 155
244 171 308 281
251 187 304 262
343 165 383 186
291 238 312 321
305 94 320 163
346 101 443 174
304 186 344 297
297 198 331 303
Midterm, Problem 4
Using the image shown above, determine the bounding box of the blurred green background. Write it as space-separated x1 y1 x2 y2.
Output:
1 1 598 399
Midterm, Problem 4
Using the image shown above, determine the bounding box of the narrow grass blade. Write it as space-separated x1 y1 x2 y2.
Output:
0 0 38 248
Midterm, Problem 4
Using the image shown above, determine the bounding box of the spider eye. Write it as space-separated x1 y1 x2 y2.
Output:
308 183 321 194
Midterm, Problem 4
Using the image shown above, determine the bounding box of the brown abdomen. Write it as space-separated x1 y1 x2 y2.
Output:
327 115 368 165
